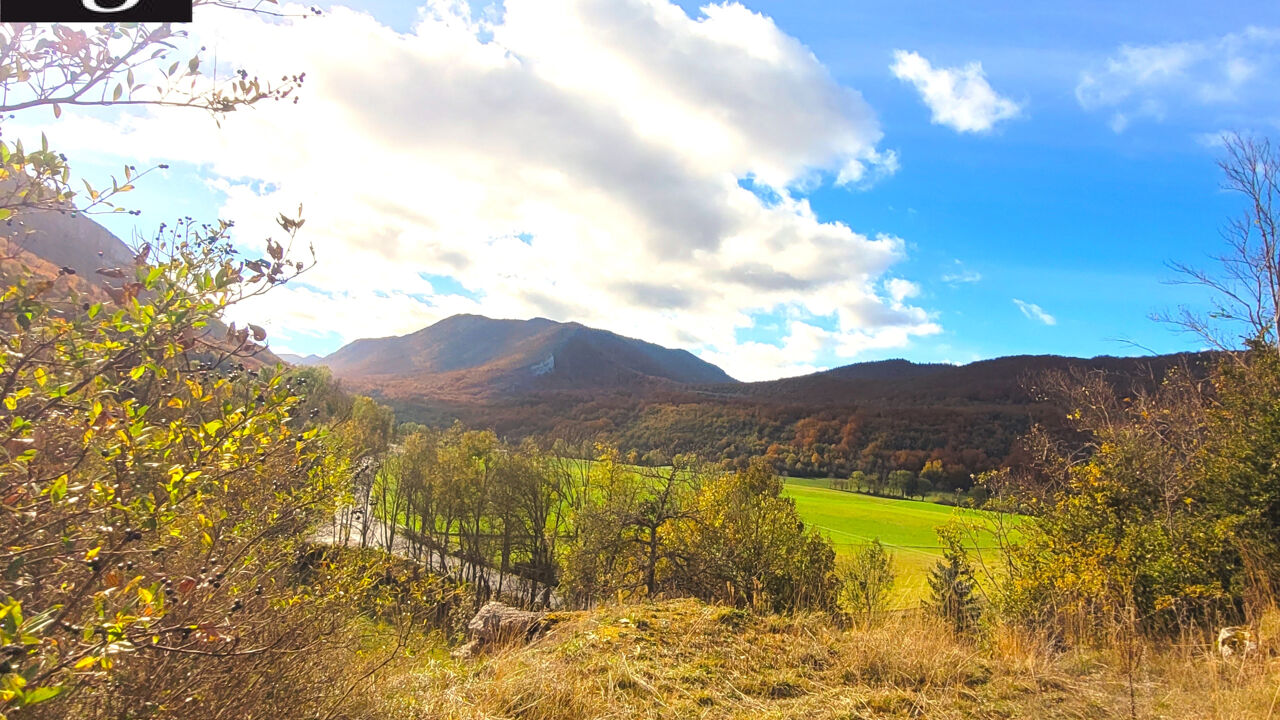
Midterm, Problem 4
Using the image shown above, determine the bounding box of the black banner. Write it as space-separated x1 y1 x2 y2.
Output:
1 0 193 22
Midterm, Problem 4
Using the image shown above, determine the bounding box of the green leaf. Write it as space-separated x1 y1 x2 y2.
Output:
21 685 64 706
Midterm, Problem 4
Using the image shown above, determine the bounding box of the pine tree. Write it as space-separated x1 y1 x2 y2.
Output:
927 531 981 632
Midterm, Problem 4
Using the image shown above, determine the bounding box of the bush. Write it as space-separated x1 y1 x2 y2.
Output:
839 539 896 627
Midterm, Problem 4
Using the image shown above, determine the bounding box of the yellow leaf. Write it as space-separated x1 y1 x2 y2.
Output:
74 656 96 670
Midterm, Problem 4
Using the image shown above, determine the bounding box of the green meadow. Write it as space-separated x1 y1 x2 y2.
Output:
783 477 1014 605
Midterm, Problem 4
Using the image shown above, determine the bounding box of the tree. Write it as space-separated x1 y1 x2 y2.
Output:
888 469 914 498
839 539 896 628
0 215 353 712
561 449 701 604
995 365 1229 638
927 530 981 633
914 476 933 500
921 458 946 489
1166 134 1280 351
677 458 838 612
342 396 395 547
1194 348 1280 615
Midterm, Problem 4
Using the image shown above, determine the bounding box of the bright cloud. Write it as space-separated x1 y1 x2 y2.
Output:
1077 26 1280 131
1013 299 1056 326
27 0 941 380
889 50 1022 133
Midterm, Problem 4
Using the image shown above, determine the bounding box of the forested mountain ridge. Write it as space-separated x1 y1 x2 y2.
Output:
316 322 1214 484
728 351 1215 406
320 313 737 394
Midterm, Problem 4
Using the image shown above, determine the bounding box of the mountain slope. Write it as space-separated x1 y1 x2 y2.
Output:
323 314 735 395
2 209 137 280
346 346 1213 482
724 352 1213 407
3 209 283 366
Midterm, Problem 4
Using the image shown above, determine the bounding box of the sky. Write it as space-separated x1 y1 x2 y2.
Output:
18 0 1280 381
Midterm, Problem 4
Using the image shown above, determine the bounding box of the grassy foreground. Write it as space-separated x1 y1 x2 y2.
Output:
783 478 1012 603
368 599 1279 719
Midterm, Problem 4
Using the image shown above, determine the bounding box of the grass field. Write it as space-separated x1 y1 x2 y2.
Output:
783 477 1013 604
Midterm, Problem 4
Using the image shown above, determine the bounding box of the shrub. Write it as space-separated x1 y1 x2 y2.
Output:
839 539 896 628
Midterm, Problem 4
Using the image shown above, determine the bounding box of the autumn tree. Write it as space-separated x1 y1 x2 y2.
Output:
561 450 703 603
0 213 367 714
676 458 839 612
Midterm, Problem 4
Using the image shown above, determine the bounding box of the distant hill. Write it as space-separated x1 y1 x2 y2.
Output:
332 340 1214 483
3 209 282 366
278 353 325 366
820 358 953 382
2 209 137 280
322 314 735 396
725 352 1212 407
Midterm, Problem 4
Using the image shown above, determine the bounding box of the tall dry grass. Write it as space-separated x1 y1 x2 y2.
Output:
363 599 1280 720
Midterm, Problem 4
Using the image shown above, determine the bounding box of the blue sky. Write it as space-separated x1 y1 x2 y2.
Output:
41 0 1280 379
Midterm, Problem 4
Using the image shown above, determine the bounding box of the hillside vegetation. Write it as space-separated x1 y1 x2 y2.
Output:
336 340 1212 489
368 600 1278 720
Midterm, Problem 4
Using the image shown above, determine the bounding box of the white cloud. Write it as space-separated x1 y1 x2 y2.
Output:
1077 27 1280 131
884 278 920 303
890 50 1022 133
941 260 981 285
1013 299 1056 326
700 320 829 381
26 0 941 380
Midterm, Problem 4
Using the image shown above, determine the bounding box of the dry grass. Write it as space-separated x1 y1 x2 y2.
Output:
363 600 1280 719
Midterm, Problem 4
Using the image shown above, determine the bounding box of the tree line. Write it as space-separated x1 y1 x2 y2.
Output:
327 406 840 614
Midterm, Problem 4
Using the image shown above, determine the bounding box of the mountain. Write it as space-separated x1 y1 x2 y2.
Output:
336 341 1213 483
725 352 1213 407
278 353 325 366
323 314 735 396
2 209 139 278
3 209 282 366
